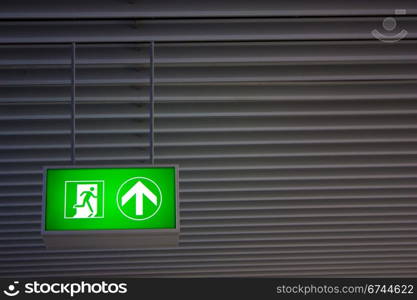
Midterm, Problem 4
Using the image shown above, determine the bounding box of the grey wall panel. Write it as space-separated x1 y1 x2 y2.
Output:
0 2 417 277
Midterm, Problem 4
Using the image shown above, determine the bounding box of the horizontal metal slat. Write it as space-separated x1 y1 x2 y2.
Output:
2 64 417 86
0 18 416 44
2 81 417 103
4 100 417 121
2 41 417 67
1 0 417 19
2 260 417 276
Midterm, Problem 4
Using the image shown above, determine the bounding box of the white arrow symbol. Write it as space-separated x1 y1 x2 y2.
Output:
121 181 157 215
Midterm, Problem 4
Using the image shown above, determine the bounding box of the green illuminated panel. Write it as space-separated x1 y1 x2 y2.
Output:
44 166 177 231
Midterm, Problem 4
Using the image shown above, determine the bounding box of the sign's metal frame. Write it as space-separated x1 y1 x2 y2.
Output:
42 164 180 249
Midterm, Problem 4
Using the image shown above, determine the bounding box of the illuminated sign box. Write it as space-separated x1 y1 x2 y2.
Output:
42 166 179 249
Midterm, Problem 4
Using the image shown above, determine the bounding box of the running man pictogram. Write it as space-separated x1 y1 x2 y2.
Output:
73 186 96 217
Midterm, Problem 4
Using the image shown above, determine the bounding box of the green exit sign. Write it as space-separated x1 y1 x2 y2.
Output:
42 166 179 249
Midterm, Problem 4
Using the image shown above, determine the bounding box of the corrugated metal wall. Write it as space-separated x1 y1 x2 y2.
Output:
1 0 417 277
